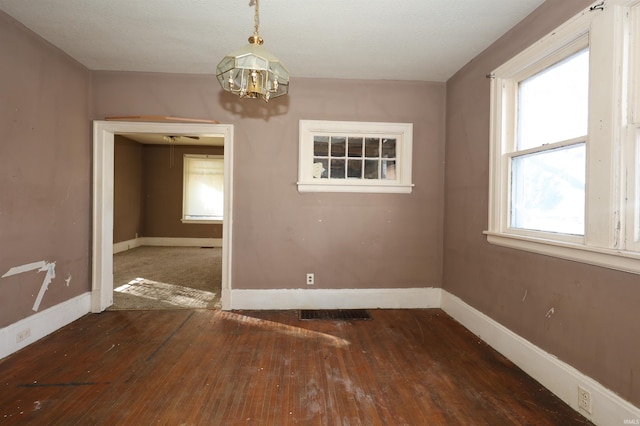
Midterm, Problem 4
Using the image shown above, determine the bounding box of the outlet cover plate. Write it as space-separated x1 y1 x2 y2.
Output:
578 385 592 414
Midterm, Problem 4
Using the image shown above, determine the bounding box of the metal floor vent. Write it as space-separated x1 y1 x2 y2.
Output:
299 309 372 321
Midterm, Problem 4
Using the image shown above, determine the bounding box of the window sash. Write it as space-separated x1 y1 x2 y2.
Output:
510 142 586 235
492 33 590 239
183 155 224 222
516 48 590 151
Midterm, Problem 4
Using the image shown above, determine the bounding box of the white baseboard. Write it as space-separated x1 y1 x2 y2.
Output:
113 238 142 253
229 287 441 310
113 237 222 253
221 288 231 311
441 290 640 426
0 292 91 360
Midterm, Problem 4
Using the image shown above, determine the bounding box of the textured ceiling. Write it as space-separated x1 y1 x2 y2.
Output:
0 0 546 82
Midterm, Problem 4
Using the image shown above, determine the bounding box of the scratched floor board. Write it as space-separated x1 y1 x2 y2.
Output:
0 309 592 425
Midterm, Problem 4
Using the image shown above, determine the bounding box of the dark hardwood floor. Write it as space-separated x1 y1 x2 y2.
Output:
0 309 592 425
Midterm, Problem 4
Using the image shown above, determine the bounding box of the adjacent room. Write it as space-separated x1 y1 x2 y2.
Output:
1 0 638 424
111 134 224 310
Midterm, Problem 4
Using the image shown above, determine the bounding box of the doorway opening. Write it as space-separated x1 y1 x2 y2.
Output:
92 121 234 312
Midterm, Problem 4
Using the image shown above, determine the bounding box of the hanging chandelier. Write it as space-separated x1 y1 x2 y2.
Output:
215 0 290 102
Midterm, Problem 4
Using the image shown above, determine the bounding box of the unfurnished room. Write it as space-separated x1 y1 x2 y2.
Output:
0 0 639 424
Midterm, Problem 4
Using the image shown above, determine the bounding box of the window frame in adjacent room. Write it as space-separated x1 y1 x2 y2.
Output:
182 154 224 224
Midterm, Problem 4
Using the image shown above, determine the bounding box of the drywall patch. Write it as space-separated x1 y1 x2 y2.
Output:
2 261 57 311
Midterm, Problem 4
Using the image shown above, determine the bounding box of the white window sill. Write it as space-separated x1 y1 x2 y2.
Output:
484 231 640 275
181 219 223 224
297 182 414 194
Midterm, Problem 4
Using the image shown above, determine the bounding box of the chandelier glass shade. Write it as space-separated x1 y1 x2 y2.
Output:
215 0 289 102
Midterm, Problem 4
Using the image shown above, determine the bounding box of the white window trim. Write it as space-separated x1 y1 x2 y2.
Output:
297 120 414 193
182 154 224 224
487 0 640 274
625 4 640 252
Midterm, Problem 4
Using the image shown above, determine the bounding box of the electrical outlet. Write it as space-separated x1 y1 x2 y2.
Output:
306 273 314 285
578 386 592 414
16 328 31 343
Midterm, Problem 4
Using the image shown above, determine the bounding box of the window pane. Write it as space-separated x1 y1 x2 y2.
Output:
365 138 380 157
511 143 585 235
382 138 396 158
330 159 345 178
364 160 379 179
184 157 224 219
313 159 328 179
517 48 589 150
382 160 396 180
348 137 363 157
314 136 329 156
347 159 362 178
331 137 346 157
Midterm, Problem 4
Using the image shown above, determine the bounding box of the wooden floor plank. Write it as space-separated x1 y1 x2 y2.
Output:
0 309 592 425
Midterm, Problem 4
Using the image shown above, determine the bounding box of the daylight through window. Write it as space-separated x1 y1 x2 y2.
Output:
487 0 640 274
298 120 413 193
183 155 224 223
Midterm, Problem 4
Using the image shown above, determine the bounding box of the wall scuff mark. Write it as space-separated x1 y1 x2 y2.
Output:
545 307 555 318
2 260 57 311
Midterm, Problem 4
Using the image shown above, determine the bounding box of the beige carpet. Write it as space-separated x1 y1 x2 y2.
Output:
109 246 222 310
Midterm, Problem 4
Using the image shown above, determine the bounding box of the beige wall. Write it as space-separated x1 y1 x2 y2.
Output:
113 137 223 242
114 136 143 243
0 12 91 327
444 0 640 407
142 144 223 239
91 74 446 291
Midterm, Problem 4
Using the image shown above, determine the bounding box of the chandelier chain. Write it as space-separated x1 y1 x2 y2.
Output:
252 0 260 35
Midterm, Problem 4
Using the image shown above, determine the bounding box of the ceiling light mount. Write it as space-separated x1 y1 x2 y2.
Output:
247 35 263 45
216 0 290 102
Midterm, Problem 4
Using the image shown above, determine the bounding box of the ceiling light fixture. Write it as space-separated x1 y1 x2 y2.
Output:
215 0 290 102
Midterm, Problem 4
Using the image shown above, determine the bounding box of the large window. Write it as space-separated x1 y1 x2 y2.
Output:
182 154 224 223
298 120 413 193
511 47 589 236
487 0 640 274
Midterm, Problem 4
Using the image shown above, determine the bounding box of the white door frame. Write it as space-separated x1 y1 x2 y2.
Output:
91 120 234 312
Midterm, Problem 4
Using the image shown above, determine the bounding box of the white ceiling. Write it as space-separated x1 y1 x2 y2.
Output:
0 0 546 82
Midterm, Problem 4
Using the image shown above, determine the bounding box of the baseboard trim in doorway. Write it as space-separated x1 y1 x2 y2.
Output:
113 237 222 254
229 287 441 310
440 290 640 426
0 292 91 360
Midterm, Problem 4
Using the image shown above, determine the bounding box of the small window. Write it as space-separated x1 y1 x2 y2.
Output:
182 155 224 223
298 120 413 193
